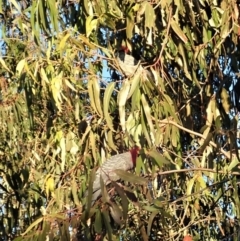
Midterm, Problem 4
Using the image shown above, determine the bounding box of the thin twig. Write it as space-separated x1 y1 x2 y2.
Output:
157 167 240 176
153 118 231 160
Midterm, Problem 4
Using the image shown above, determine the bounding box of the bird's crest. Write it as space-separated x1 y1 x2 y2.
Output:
129 146 140 166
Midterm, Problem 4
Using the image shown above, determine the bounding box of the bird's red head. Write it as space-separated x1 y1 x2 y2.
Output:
120 46 129 54
129 146 140 166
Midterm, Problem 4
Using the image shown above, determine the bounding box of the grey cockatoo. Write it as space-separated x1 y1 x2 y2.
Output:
87 146 140 205
116 46 154 80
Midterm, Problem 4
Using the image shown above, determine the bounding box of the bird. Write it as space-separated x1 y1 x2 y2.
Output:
116 46 142 77
87 146 140 205
116 46 154 80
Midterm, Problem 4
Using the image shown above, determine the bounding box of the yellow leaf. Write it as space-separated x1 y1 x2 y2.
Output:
92 78 103 116
16 59 25 76
128 71 141 99
45 176 55 198
21 217 44 236
103 82 115 131
145 2 155 28
86 16 98 37
126 11 134 39
118 81 130 106
65 79 77 92
60 137 66 172
0 58 12 73
170 19 188 43
228 156 239 172
119 105 126 132
90 131 97 162
59 33 71 52
186 176 196 201
51 72 63 112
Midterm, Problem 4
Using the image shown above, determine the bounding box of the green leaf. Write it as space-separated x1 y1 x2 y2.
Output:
109 202 123 225
112 182 129 220
178 43 192 81
102 210 112 240
100 175 110 203
47 0 59 33
132 85 141 111
60 136 66 172
128 71 141 99
114 170 147 185
171 125 179 148
186 176 196 201
126 9 134 39
21 217 44 236
30 0 39 44
51 71 63 112
228 156 239 172
199 132 213 153
148 150 170 167
220 10 230 38
220 88 230 114
41 220 50 241
87 76 103 117
145 2 155 28
86 169 96 218
147 211 159 236
141 94 154 141
136 155 144 176
90 131 97 162
119 105 126 132
170 19 188 43
107 130 117 152
80 125 91 145
92 77 103 116
143 205 160 212
118 81 131 107
141 107 152 146
94 210 102 233
71 177 80 206
104 82 115 131
153 198 166 208
0 58 12 73
38 0 49 33
162 96 179 122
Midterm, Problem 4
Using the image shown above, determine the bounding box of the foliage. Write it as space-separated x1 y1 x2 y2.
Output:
0 0 240 240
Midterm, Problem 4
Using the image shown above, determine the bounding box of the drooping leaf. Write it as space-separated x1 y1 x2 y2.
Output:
114 169 147 185
102 210 112 240
94 210 102 234
112 182 129 220
21 217 44 236
104 82 115 131
147 211 159 236
186 176 196 201
170 19 188 43
148 149 170 167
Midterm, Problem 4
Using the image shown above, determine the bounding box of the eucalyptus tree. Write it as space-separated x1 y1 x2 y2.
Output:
0 0 239 240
